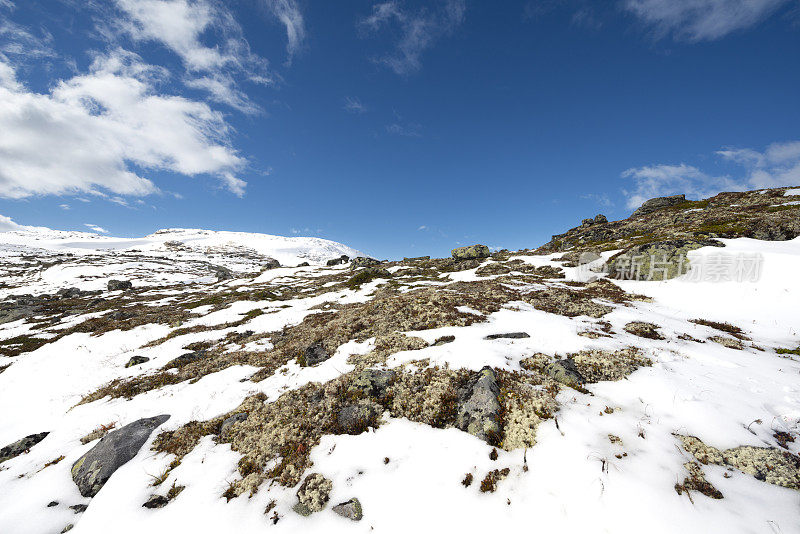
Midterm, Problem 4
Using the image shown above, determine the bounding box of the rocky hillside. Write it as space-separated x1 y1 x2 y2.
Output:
1 187 799 534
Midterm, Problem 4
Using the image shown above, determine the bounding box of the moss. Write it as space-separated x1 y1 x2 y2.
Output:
0 335 51 357
776 347 800 357
479 468 510 493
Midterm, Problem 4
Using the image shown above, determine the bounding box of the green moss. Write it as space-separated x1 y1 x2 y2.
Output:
776 347 800 357
766 204 800 213
0 335 50 357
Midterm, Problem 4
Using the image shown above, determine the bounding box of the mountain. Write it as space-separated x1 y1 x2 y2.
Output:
0 187 799 534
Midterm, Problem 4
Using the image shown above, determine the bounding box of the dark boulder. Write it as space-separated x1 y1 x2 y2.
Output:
124 356 150 368
327 255 350 266
72 415 170 497
164 350 205 370
544 358 585 388
456 367 502 444
485 332 530 340
107 280 133 292
0 432 49 464
337 403 381 435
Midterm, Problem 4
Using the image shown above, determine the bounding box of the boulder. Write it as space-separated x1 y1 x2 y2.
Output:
296 262 310 267
107 280 133 292
332 498 363 521
0 432 49 464
142 495 168 509
293 473 332 516
300 342 330 367
581 218 595 226
57 288 82 299
124 356 149 368
351 257 381 268
451 244 490 261
337 403 381 435
484 332 530 340
544 358 584 388
263 258 280 270
71 415 170 497
433 335 455 346
456 366 502 444
607 238 723 281
594 214 608 224
631 194 686 217
326 255 350 266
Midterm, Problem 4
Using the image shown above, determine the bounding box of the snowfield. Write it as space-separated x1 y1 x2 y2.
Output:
0 228 798 534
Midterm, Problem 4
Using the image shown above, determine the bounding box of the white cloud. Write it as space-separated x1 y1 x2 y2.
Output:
84 223 109 233
417 225 427 231
623 0 790 41
343 96 367 114
386 121 421 137
111 0 273 111
622 140 800 209
359 0 465 75
0 213 21 231
717 140 800 189
0 50 246 199
0 6 55 61
59 204 70 210
263 0 306 64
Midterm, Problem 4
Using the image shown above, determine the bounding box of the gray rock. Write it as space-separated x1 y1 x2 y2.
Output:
624 321 665 340
214 267 233 281
69 504 88 514
293 473 332 516
142 495 169 509
332 498 363 521
219 413 248 438
57 288 82 299
348 369 396 400
327 255 350 266
544 358 585 388
0 432 49 464
581 218 595 226
107 280 133 292
456 366 502 444
124 356 150 368
296 262 310 267
337 403 381 435
403 256 430 261
433 335 455 346
607 238 723 281
301 342 330 367
632 194 686 217
594 214 608 224
485 332 530 340
350 257 381 268
263 258 281 270
451 244 490 261
71 415 170 497
47 501 59 508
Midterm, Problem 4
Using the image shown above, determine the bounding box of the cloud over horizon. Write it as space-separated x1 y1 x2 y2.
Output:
622 140 800 209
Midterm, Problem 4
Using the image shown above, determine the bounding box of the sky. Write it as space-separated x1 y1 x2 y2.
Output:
0 0 799 259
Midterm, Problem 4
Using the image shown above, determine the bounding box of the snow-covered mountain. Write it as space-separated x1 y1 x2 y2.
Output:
1 188 799 534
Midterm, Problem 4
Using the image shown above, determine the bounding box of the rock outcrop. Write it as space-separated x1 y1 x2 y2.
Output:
72 415 170 497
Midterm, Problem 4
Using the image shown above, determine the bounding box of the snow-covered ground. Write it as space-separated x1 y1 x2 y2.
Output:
0 235 798 534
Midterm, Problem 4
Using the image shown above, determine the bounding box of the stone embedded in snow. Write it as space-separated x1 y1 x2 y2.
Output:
142 495 169 509
124 356 149 368
456 366 502 444
71 415 170 498
0 432 49 464
164 351 205 370
451 244 490 261
107 279 133 291
332 498 363 521
262 258 280 270
484 332 530 340
292 473 332 516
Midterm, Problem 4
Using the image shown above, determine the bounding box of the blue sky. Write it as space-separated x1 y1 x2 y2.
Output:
1 0 799 259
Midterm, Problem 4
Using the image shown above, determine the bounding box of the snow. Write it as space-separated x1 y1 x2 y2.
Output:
784 188 800 196
1 235 800 533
